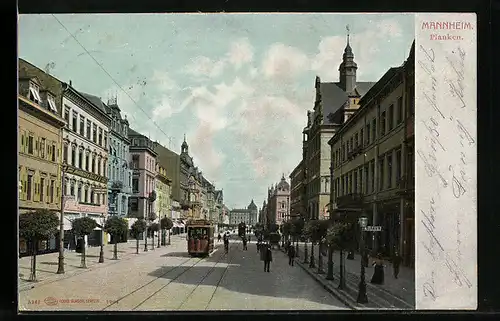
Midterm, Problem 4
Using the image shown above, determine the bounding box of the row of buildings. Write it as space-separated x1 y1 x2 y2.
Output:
258 174 291 228
18 58 230 256
285 34 415 267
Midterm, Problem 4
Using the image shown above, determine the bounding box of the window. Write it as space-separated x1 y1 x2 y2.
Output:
103 132 108 150
40 138 46 158
379 156 385 190
380 111 386 136
90 189 94 203
397 97 403 124
93 124 97 143
396 149 402 183
29 82 41 104
132 155 139 169
388 104 394 130
132 178 139 193
27 174 33 200
28 136 34 154
71 147 76 166
80 117 85 136
103 160 107 177
388 152 393 188
98 128 103 146
365 123 370 144
52 145 56 162
72 112 78 133
98 159 102 176
130 198 138 211
353 171 358 193
78 149 83 168
370 160 375 193
47 95 57 112
63 145 68 163
84 186 88 202
354 133 359 148
92 155 96 173
86 121 92 140
64 107 70 124
97 193 100 205
50 180 55 203
350 137 353 152
409 85 415 116
70 182 75 196
364 165 369 194
38 177 44 202
360 129 364 147
372 119 376 142
78 184 82 202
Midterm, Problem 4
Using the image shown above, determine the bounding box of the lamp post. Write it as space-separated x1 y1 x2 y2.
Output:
57 163 67 274
356 214 369 304
144 201 149 252
99 213 105 263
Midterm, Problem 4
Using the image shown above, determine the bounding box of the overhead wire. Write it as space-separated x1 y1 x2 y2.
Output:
51 14 176 150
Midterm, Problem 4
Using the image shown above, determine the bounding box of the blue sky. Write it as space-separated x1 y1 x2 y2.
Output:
18 13 414 209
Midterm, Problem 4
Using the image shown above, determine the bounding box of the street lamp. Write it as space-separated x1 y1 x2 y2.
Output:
99 213 105 263
356 214 369 304
57 163 67 274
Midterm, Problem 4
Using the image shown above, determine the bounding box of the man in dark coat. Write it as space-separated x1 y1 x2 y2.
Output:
392 251 402 279
263 244 273 272
287 243 296 266
242 237 248 250
223 234 229 253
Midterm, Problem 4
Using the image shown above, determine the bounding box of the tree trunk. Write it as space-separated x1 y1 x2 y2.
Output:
113 238 118 260
168 230 171 245
309 242 316 268
326 244 334 280
303 241 309 264
152 232 155 250
136 238 139 254
144 230 148 252
295 237 299 258
338 248 345 289
158 232 161 248
29 239 37 282
81 238 87 268
318 243 324 274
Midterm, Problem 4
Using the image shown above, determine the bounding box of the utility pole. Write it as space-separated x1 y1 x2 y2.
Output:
57 163 66 274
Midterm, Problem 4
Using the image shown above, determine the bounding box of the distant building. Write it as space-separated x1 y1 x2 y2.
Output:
229 200 258 226
178 136 203 219
289 160 305 220
302 33 375 220
266 175 291 226
128 128 157 222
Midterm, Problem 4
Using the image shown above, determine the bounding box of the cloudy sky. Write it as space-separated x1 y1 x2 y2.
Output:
18 13 414 209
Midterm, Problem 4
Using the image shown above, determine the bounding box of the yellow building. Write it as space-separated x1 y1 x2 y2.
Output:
155 164 172 220
328 42 415 266
18 76 66 256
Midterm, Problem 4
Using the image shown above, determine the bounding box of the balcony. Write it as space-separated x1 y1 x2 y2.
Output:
336 193 364 209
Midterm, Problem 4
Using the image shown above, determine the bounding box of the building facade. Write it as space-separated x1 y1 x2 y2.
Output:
61 83 111 248
266 175 291 226
229 200 258 226
18 76 66 256
156 163 172 221
128 129 157 222
328 42 415 266
82 94 132 218
178 137 203 219
289 160 305 220
302 35 375 221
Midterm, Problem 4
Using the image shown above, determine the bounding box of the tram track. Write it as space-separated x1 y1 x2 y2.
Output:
203 242 236 310
122 242 237 311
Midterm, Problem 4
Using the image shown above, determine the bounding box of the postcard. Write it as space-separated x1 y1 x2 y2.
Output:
17 12 476 311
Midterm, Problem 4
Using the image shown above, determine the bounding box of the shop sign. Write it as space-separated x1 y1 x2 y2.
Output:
64 164 108 184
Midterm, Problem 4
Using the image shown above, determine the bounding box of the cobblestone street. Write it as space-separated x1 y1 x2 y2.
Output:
19 236 349 311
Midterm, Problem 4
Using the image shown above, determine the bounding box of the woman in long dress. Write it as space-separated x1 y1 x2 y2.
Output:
370 253 385 284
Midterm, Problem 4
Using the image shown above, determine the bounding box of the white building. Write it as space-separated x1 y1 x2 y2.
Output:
61 82 111 248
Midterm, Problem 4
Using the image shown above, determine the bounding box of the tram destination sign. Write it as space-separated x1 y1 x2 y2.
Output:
363 226 383 232
64 165 108 184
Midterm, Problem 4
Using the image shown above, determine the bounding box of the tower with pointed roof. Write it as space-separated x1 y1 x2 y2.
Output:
181 134 189 154
339 25 358 94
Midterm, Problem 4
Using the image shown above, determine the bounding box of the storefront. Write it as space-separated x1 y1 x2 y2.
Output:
19 233 59 258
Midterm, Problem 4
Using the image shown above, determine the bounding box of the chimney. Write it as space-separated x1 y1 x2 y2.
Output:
69 80 72 87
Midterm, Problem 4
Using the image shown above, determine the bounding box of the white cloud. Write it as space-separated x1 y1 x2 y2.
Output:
226 38 254 69
261 43 310 81
151 70 178 91
185 56 225 78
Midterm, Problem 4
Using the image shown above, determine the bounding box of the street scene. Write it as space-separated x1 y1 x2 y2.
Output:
18 13 415 311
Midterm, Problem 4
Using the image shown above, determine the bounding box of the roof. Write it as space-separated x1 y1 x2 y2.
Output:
80 92 108 115
128 127 143 137
320 81 375 125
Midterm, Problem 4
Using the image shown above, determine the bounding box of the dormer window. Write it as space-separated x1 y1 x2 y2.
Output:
29 82 41 104
47 94 57 112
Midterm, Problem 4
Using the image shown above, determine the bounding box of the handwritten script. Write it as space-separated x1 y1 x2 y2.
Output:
415 13 476 309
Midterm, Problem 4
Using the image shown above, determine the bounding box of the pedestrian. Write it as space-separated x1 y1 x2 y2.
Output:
263 243 273 272
392 250 402 279
242 237 248 251
370 253 385 284
218 233 221 242
257 239 261 253
223 234 229 254
287 242 296 266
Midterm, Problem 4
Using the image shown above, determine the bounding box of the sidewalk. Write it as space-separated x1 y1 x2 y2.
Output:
18 234 187 292
287 243 414 310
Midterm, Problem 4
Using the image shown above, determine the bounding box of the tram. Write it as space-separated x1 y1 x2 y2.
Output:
186 219 215 257
238 222 246 238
